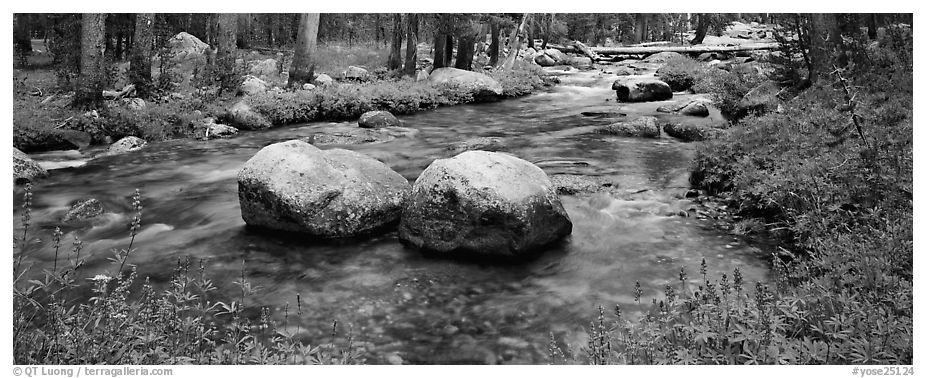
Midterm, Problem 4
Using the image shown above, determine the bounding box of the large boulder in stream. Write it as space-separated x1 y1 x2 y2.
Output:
399 150 573 260
13 148 48 184
429 67 503 100
611 77 673 102
237 140 410 237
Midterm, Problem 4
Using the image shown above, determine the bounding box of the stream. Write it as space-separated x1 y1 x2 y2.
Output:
15 63 771 364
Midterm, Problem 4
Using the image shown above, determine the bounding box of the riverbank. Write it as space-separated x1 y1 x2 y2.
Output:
14 62 558 154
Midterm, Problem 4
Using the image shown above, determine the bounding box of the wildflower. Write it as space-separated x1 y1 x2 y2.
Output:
90 274 112 282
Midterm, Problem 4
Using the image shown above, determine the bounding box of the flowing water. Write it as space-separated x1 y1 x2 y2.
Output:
16 64 771 364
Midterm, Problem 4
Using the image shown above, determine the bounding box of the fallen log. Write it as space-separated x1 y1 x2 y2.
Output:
570 41 600 61
102 84 136 100
547 42 780 58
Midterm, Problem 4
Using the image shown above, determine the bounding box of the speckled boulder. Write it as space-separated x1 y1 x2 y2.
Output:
63 198 104 222
13 148 48 184
238 140 410 237
399 150 572 259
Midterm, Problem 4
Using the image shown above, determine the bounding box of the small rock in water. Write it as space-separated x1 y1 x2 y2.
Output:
685 189 700 198
358 110 400 129
63 198 104 222
549 174 617 195
580 111 627 118
446 137 507 152
204 120 239 139
109 136 147 154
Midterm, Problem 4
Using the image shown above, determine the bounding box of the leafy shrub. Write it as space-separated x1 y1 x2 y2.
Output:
692 64 766 119
656 56 709 92
101 100 204 142
246 66 549 126
488 65 553 97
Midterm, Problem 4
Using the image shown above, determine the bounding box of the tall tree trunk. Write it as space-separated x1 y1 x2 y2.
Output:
387 14 403 70
526 20 535 49
237 13 251 48
374 14 382 46
74 13 107 109
403 14 418 77
444 35 454 65
118 31 127 60
691 13 709 45
454 31 476 71
867 13 879 40
14 14 33 67
541 13 552 49
501 13 529 70
216 13 238 91
433 33 448 69
634 14 650 43
829 14 848 67
489 21 500 67
129 13 154 98
289 13 320 88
